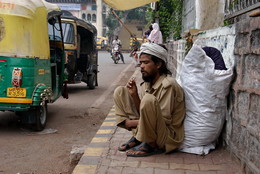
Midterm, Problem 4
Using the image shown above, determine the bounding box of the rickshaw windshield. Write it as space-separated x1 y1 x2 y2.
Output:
61 23 75 44
48 22 62 41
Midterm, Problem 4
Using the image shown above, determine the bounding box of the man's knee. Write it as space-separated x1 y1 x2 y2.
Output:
113 86 127 99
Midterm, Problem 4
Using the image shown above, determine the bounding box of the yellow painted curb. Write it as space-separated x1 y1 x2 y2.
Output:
72 165 97 174
83 148 104 156
72 106 116 174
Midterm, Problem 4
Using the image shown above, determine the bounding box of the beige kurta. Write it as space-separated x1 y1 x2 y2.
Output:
113 75 185 153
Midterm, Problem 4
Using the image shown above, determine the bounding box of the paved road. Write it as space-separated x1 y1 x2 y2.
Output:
0 51 135 174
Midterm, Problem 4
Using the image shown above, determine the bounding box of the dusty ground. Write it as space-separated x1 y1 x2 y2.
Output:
0 56 135 174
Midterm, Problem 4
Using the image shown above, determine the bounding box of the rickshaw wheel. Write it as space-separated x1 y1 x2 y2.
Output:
87 73 96 89
33 102 47 131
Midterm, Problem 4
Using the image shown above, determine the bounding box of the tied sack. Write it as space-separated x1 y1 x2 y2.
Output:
178 42 233 155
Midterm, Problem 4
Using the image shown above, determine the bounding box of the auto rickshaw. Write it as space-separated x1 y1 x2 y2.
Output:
96 36 108 50
0 0 68 131
61 15 98 89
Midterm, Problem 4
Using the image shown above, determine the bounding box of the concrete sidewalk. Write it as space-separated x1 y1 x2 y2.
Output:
72 67 244 174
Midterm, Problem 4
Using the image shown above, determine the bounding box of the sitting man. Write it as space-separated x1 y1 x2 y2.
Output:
113 42 185 157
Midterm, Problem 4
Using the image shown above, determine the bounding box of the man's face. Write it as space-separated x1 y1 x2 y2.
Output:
139 54 160 82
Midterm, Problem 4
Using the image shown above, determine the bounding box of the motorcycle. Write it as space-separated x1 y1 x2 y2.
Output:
111 44 121 64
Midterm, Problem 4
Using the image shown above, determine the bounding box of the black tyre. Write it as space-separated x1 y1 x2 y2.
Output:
87 73 96 89
33 103 47 131
112 56 116 64
114 55 119 64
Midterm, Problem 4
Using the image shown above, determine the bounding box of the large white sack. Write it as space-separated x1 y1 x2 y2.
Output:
178 42 233 155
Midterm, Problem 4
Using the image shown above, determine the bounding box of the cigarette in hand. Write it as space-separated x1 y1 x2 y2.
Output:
130 77 136 83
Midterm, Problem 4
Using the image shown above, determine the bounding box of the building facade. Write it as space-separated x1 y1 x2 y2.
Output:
182 0 225 33
46 0 108 36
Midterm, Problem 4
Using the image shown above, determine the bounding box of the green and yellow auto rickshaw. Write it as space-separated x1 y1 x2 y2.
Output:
61 15 98 89
0 0 68 131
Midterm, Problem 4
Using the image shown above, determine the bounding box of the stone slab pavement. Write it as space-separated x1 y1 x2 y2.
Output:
72 67 245 174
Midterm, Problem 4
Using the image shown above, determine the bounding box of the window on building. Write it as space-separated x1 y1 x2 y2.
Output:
87 14 91 21
82 13 86 20
92 14 96 22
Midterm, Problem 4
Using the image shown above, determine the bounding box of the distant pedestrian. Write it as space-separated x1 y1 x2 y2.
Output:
147 23 163 44
144 25 153 39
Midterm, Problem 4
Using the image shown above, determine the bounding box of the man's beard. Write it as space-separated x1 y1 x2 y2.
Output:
142 71 156 82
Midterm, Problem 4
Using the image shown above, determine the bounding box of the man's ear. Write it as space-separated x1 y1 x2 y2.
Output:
156 61 162 69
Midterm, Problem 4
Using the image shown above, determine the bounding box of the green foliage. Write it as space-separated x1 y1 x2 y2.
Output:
145 7 155 23
105 10 121 40
105 7 148 39
224 18 234 26
146 0 183 41
106 13 119 31
127 7 147 23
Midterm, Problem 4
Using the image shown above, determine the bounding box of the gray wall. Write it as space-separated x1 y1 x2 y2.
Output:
166 16 260 174
182 0 196 33
182 0 225 33
224 17 260 174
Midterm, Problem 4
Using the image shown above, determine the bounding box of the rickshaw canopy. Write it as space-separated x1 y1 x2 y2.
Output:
103 0 158 10
61 16 97 35
0 0 61 59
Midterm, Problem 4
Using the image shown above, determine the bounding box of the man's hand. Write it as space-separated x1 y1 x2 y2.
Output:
126 77 140 113
126 77 138 97
125 119 138 131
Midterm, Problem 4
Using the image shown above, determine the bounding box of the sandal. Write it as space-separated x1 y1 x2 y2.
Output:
118 136 141 151
126 142 164 157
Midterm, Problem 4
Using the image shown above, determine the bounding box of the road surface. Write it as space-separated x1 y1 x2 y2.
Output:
0 51 136 174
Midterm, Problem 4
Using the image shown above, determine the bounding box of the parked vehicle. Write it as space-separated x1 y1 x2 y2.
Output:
61 15 98 89
0 0 68 131
96 36 108 51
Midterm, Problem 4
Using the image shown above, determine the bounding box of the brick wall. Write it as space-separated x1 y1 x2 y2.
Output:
225 17 260 174
166 17 260 174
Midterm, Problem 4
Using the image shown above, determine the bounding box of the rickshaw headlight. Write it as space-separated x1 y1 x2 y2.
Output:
65 51 73 55
12 67 23 87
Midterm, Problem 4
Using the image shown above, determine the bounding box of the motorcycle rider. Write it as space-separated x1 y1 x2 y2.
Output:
112 36 125 63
